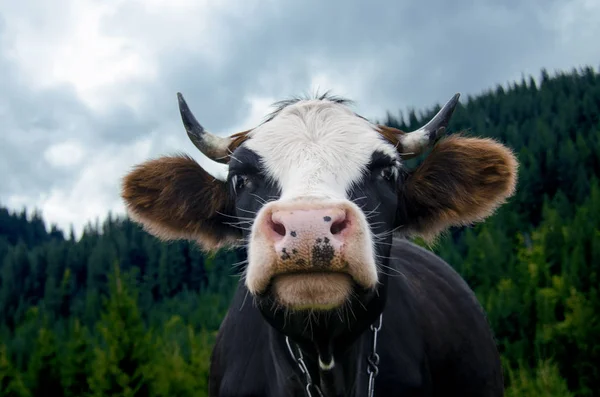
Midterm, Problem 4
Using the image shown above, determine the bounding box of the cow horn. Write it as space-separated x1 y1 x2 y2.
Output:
177 92 233 164
397 93 461 159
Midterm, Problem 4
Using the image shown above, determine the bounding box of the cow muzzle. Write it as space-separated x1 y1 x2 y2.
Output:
246 199 378 310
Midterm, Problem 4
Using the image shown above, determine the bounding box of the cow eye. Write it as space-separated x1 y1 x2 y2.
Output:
231 174 250 194
379 165 398 182
379 165 398 181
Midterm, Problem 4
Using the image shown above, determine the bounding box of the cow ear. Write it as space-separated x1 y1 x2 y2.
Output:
121 155 240 252
398 134 518 242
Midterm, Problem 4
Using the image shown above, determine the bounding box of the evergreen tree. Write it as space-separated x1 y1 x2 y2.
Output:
0 344 30 397
60 319 93 397
88 263 152 397
1 65 599 396
26 326 62 396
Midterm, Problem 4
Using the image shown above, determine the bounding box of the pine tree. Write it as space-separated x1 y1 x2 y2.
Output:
147 317 211 397
26 326 63 396
0 344 30 397
1 66 600 396
60 319 93 397
88 263 152 397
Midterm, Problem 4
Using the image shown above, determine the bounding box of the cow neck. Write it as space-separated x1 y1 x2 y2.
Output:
264 279 388 352
259 280 389 395
285 313 383 397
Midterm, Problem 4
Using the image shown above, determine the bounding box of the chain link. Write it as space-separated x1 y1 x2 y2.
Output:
285 312 383 397
285 337 324 397
367 313 383 397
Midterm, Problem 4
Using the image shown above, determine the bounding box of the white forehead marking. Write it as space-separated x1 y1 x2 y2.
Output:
244 99 399 200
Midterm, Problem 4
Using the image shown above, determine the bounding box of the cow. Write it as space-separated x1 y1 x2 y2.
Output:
121 91 518 397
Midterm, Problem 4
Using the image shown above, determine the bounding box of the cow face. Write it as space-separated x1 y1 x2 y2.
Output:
228 99 402 311
121 93 517 316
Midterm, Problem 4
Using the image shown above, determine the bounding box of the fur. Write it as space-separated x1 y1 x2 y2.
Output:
244 99 399 200
210 238 505 396
398 134 518 242
121 155 239 252
120 93 517 396
241 98 395 302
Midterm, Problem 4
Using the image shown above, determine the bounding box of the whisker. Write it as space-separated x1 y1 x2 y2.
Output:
377 263 408 280
364 203 381 218
237 207 257 215
250 193 270 205
377 269 404 278
231 259 249 269
229 238 250 248
372 240 393 246
349 290 367 311
239 289 250 311
224 220 253 225
227 153 242 164
336 306 345 324
223 223 252 232
373 224 404 238
374 253 399 261
216 210 254 221
377 263 400 272
346 301 357 322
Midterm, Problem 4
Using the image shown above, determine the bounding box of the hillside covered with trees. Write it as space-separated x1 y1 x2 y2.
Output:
1 66 599 396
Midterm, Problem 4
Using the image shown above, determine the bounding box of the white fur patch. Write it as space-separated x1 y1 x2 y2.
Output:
398 129 431 156
244 99 399 200
241 99 398 300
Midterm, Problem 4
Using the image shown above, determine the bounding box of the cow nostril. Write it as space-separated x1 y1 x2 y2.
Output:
270 220 286 237
330 218 349 235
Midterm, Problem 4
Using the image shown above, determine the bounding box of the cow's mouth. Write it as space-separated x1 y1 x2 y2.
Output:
267 270 355 311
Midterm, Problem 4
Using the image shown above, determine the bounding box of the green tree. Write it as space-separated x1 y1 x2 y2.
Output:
88 263 153 397
26 326 62 396
148 316 212 397
60 319 93 397
505 360 574 397
0 344 30 397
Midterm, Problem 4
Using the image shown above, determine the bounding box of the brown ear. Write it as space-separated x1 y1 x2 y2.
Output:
121 155 239 252
398 134 518 242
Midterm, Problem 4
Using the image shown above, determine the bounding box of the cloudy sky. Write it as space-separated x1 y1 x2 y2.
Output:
0 0 598 236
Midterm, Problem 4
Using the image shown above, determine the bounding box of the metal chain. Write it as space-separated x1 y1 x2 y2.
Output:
285 312 383 397
367 313 383 397
285 336 324 397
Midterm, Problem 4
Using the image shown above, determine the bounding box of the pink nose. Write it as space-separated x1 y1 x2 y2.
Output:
263 208 352 265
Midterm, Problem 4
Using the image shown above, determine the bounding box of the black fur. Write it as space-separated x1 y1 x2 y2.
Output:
212 148 504 396
210 239 503 396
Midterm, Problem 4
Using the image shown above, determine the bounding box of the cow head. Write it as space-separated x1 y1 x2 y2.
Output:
121 92 517 347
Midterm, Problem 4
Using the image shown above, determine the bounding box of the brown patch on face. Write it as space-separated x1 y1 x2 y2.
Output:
272 272 353 310
280 248 291 261
121 155 238 252
227 129 251 156
376 125 402 149
311 237 335 267
400 134 518 241
274 237 347 273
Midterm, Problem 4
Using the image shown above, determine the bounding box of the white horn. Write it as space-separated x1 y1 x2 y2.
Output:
398 93 460 158
177 92 233 164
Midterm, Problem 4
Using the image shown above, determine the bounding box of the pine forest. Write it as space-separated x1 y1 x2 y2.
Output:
1 66 599 396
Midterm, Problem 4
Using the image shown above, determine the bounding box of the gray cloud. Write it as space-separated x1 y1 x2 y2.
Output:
104 0 599 133
0 0 598 232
